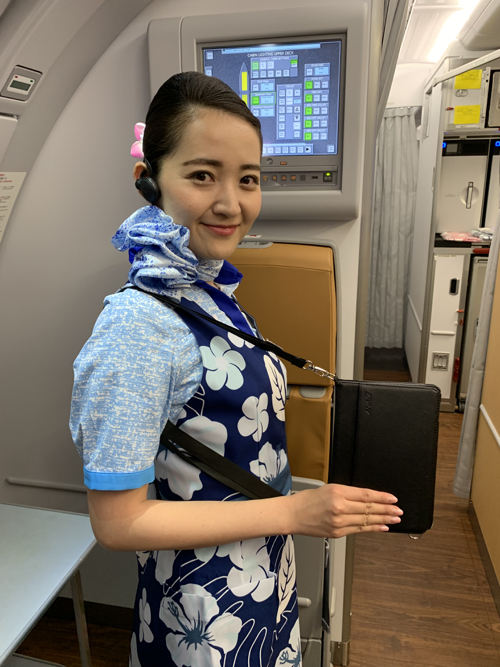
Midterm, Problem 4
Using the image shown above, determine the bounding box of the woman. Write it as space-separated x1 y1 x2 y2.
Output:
70 72 402 667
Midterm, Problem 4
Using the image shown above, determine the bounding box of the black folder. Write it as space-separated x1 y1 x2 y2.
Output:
330 378 441 534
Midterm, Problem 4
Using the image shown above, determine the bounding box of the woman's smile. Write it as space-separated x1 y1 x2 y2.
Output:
200 222 240 237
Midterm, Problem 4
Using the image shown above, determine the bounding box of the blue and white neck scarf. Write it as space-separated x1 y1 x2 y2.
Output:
111 205 224 294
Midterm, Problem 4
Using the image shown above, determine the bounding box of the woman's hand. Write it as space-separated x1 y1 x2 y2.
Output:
288 484 403 539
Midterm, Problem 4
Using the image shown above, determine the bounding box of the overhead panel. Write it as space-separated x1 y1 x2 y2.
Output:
458 0 500 51
398 1 461 63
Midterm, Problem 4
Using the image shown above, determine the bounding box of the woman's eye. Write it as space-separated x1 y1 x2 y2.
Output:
241 175 260 186
191 171 214 183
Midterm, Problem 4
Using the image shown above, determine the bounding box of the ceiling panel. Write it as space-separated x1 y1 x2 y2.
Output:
459 0 500 50
399 0 462 63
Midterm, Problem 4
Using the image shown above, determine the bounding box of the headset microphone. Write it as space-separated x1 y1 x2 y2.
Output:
135 158 161 204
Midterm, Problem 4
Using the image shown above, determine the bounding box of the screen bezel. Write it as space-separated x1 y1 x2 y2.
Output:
196 33 346 171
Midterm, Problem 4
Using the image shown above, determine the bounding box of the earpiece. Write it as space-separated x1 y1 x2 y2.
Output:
135 158 160 204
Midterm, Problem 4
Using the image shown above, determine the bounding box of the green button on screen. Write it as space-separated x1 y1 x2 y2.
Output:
304 132 312 141
251 96 259 105
305 94 313 103
305 81 313 89
305 107 312 115
304 120 312 128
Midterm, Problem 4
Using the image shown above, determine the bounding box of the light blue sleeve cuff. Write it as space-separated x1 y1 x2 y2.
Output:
84 465 155 490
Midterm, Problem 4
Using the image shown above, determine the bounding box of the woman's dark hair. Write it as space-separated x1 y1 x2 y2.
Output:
143 71 263 177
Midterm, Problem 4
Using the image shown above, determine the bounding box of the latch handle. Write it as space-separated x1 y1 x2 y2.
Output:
466 181 474 209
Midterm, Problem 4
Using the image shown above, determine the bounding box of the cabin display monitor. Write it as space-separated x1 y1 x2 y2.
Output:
199 36 345 189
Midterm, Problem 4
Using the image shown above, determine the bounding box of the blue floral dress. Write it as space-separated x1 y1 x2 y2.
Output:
107 207 302 667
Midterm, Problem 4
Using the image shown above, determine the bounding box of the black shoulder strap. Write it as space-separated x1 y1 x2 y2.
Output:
161 421 283 500
126 286 309 370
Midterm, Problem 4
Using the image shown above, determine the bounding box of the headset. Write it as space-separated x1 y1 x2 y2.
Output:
135 158 161 204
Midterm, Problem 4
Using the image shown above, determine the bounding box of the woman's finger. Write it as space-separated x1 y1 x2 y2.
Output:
342 500 403 517
354 523 393 535
339 484 398 505
339 512 402 529
328 523 394 538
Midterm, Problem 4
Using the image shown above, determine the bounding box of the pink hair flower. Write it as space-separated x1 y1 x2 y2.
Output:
131 122 146 158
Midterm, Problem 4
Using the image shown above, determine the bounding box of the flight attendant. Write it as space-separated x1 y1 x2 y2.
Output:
70 71 402 667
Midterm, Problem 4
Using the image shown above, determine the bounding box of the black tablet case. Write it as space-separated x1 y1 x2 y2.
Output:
330 378 441 534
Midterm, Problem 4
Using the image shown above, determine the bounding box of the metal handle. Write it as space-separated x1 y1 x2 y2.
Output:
298 597 312 608
302 361 336 382
466 181 474 209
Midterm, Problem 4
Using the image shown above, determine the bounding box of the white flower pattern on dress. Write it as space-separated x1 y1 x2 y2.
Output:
250 442 288 484
264 356 286 422
138 588 154 643
227 331 254 349
154 549 176 585
194 542 234 563
275 619 302 666
200 336 246 391
160 584 242 667
136 551 150 569
173 407 187 424
157 416 227 499
129 632 142 667
156 447 203 500
227 538 275 602
237 394 269 442
277 537 296 623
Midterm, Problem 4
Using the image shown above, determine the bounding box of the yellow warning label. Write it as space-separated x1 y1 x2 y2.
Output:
454 69 482 90
454 105 481 125
241 71 248 92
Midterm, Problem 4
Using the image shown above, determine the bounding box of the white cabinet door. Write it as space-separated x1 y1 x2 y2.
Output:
436 155 488 232
425 254 465 400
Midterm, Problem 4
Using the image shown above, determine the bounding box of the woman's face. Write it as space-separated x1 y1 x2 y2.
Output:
134 109 262 261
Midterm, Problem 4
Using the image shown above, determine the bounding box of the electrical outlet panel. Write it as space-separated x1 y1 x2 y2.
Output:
432 352 449 370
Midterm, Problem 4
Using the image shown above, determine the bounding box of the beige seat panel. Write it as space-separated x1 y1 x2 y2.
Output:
285 386 333 483
231 243 336 386
232 242 336 482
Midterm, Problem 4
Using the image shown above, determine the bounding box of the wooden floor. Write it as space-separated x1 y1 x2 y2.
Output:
349 411 500 667
15 367 500 666
16 617 131 667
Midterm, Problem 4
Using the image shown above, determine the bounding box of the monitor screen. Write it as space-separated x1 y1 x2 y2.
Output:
202 38 342 159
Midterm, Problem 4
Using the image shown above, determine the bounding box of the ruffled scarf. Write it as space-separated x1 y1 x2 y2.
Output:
111 206 225 294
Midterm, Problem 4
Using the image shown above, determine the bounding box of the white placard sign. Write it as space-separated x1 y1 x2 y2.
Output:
0 172 26 245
